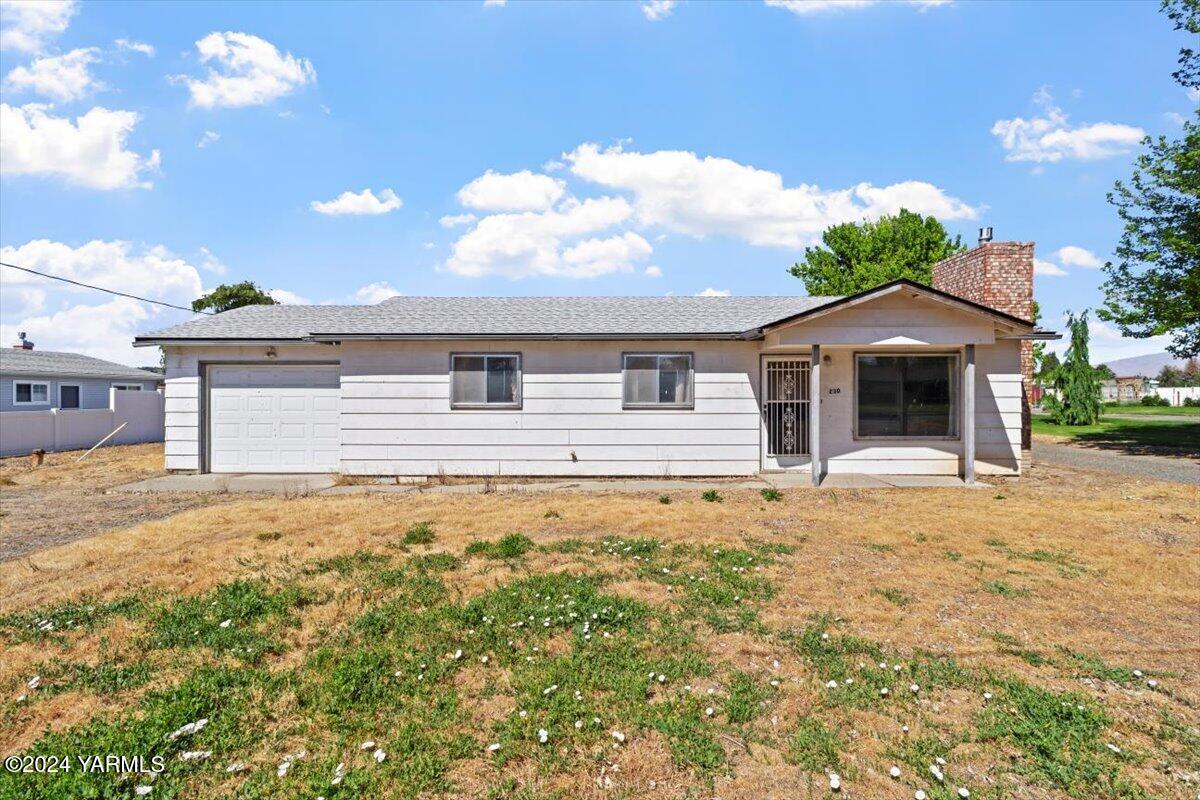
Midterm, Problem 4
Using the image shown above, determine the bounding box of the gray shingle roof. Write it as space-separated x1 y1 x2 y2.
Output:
0 348 162 380
135 296 839 342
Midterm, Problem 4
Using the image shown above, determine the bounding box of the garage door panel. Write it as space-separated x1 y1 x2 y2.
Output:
208 365 341 473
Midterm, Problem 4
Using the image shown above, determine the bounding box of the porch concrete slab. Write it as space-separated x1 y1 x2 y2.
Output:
111 473 337 494
815 474 893 489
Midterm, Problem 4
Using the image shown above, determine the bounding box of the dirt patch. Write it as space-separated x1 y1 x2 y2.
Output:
0 443 239 561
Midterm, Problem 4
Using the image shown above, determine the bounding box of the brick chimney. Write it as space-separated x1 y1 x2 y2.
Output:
931 230 1035 455
12 332 34 350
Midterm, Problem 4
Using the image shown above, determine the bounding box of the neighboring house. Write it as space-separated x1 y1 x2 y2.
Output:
1100 376 1153 403
1 335 161 412
135 235 1056 483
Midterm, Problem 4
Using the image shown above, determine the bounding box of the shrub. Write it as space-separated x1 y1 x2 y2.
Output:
658 495 672 504
1140 394 1169 406
465 533 535 560
1183 396 1199 407
760 488 783 502
701 490 722 503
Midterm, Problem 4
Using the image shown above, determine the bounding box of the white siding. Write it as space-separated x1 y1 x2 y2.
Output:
339 340 762 477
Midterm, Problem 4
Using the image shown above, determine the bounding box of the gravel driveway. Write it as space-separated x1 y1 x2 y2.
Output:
1033 440 1200 485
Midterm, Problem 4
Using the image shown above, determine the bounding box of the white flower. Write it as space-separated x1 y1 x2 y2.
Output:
574 720 583 729
611 730 626 743
135 787 153 796
825 680 839 689
168 718 209 741
915 792 928 800
705 707 714 716
538 728 549 744
1106 743 1122 754
219 619 232 628
359 740 375 750
930 764 944 782
983 692 992 701
890 766 901 778
331 762 346 786
373 748 386 763
656 674 666 683
179 750 211 761
880 687 889 696
829 772 841 791
454 649 463 660
910 684 920 693
26 676 40 690
1147 679 1159 688
225 763 247 773
958 789 970 798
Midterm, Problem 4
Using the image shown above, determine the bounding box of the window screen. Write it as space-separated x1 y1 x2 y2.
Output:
623 353 694 408
451 354 521 407
856 355 958 438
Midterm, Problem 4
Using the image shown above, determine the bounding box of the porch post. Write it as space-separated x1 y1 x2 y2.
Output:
963 344 976 485
810 344 821 487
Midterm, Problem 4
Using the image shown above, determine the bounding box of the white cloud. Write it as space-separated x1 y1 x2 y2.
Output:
764 0 949 14
3 47 102 101
696 287 730 296
1163 111 1187 127
644 265 663 277
564 142 977 248
310 188 402 216
197 130 220 148
991 89 1144 163
114 38 154 57
0 238 207 364
439 212 477 228
642 1 677 21
267 288 309 304
1055 245 1102 269
175 31 316 109
0 0 76 52
353 281 403 303
444 196 645 278
1033 259 1067 277
1 103 160 189
483 0 506 6
457 169 566 212
1187 87 1200 103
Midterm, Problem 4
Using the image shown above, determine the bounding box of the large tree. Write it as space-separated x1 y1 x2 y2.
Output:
1098 0 1200 358
192 281 279 314
1043 312 1102 426
789 209 965 296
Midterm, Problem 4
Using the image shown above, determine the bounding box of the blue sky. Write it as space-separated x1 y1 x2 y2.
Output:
0 0 1193 365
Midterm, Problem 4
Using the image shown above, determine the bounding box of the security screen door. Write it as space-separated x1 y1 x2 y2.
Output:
763 358 810 460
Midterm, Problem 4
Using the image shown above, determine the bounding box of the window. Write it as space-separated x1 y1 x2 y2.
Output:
450 354 521 408
112 383 143 391
59 384 81 409
623 353 694 409
856 354 958 438
12 381 50 405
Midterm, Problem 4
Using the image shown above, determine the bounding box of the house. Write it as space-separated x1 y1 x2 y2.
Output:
134 234 1057 484
1 335 161 412
1100 376 1153 403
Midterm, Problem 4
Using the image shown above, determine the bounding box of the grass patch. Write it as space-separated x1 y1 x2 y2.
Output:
785 717 843 772
36 658 154 697
1032 415 1200 456
872 587 912 607
307 549 390 576
0 594 143 645
701 490 722 503
402 521 436 545
145 579 312 664
760 488 783 502
724 671 769 724
465 533 535 560
983 580 1031 599
1055 647 1139 684
658 495 671 504
977 675 1151 799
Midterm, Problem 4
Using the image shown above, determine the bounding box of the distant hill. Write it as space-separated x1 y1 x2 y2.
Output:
1101 351 1187 378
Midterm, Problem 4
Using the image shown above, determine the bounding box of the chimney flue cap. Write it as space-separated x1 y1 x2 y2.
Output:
978 226 993 245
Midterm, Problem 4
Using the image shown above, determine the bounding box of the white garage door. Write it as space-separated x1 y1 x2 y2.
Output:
208 365 341 473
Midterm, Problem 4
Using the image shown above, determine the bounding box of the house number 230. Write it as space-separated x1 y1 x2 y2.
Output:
827 387 841 395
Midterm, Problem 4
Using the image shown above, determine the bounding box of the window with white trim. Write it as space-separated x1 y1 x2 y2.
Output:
112 383 144 391
450 354 521 408
622 353 694 409
12 381 50 405
855 354 959 438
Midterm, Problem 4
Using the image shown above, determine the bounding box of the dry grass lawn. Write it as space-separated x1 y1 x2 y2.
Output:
0 453 1197 799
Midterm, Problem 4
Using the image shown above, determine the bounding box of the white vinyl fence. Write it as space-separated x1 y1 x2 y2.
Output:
1152 386 1200 406
0 388 164 457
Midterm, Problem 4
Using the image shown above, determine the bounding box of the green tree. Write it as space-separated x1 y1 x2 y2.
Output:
1093 363 1116 381
1098 0 1200 358
192 281 279 314
1036 351 1061 381
789 209 965 296
1043 312 1102 426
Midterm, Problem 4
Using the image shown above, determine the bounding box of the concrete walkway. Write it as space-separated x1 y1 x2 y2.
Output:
111 472 982 495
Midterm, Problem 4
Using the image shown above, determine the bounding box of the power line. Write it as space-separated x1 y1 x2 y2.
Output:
0 261 213 315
